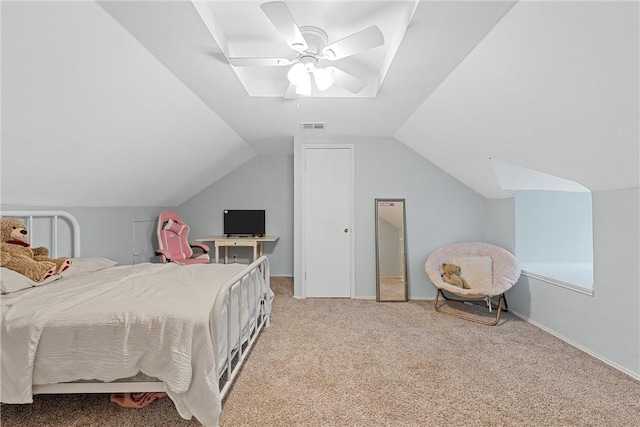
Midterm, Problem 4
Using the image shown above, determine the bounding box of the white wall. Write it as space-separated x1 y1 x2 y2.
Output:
0 205 165 266
494 188 640 379
178 155 294 276
294 136 488 299
485 197 516 253
513 190 593 264
1 157 294 272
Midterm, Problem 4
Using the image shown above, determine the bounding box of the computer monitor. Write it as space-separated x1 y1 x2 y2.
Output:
223 210 265 237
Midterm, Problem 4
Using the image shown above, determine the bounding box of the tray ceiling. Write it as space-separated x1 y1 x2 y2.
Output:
195 1 418 98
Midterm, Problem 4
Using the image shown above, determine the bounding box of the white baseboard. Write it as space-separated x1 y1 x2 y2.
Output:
509 309 640 381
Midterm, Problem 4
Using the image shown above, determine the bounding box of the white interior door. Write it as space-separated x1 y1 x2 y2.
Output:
303 146 353 298
133 220 157 264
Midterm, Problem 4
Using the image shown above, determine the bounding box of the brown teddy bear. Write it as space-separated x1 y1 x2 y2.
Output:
441 263 470 289
0 217 72 282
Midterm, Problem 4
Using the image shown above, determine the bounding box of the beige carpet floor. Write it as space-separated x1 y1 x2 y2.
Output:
2 278 639 426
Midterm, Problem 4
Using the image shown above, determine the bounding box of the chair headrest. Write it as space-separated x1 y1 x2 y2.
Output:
163 218 187 236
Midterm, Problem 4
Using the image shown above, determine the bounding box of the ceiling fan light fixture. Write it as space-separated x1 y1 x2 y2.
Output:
239 2 383 98
313 67 333 91
295 79 311 96
287 63 309 86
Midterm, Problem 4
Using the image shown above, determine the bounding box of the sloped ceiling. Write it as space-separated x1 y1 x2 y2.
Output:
1 0 255 207
2 1 638 207
396 1 639 198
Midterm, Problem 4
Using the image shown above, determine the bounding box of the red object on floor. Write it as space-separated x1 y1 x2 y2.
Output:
110 392 167 409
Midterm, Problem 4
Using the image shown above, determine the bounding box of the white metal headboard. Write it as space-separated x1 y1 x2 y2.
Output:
0 210 81 258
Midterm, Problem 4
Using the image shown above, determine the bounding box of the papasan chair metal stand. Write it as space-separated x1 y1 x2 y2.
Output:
425 242 521 326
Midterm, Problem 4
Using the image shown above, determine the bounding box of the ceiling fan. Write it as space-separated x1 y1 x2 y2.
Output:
228 1 385 96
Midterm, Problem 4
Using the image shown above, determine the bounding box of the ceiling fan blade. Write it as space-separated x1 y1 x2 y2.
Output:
260 2 308 52
229 57 295 67
328 67 367 94
322 26 384 61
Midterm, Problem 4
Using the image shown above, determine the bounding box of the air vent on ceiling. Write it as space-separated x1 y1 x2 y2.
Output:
300 122 326 131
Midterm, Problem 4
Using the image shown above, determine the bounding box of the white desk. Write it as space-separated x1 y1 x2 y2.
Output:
196 236 279 264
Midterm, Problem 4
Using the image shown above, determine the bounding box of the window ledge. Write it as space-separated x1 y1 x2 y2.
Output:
522 270 594 296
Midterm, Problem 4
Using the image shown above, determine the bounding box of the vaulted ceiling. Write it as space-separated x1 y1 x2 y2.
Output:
2 1 638 207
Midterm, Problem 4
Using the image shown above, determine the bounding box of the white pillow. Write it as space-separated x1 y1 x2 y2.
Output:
1 268 60 294
61 257 118 278
450 255 493 289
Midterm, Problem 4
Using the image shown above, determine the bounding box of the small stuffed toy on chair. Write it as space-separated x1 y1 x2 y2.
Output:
0 217 71 282
441 263 470 289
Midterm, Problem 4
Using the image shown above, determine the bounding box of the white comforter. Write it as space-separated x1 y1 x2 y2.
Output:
1 262 263 427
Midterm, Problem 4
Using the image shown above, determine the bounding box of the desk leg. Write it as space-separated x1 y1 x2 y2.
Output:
225 247 229 264
215 245 220 264
252 244 257 262
258 242 264 257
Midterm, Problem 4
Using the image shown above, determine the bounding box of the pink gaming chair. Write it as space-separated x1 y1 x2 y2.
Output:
156 210 210 264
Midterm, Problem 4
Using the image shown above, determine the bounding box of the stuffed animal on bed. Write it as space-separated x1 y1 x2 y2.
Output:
0 217 71 282
441 263 470 289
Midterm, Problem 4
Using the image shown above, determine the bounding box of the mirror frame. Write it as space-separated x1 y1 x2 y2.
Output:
375 198 408 302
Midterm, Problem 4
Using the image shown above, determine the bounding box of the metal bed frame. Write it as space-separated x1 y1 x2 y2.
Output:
1 210 271 402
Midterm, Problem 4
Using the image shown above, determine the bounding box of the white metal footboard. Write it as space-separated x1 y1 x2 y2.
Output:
214 255 271 400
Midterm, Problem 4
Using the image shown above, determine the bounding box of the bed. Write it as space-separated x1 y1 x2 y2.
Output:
0 210 273 427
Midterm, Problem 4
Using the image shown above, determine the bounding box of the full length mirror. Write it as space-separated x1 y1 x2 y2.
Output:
375 198 408 302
